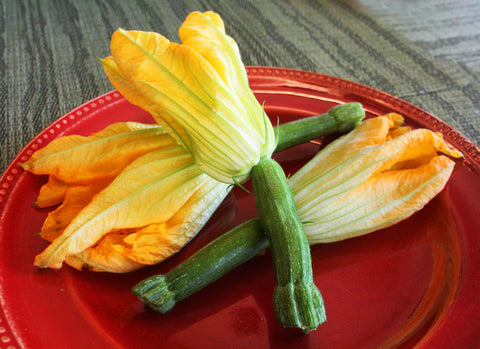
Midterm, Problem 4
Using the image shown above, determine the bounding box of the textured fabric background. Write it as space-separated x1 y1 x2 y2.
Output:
1 0 479 173
359 0 480 73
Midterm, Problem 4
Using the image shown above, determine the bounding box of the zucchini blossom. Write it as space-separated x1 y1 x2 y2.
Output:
102 11 275 184
291 113 462 243
27 122 230 271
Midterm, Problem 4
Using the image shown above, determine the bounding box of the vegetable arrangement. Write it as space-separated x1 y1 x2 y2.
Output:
22 10 462 333
133 113 462 314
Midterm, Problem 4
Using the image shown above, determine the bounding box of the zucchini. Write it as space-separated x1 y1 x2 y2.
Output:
252 156 325 332
131 219 267 313
132 103 364 322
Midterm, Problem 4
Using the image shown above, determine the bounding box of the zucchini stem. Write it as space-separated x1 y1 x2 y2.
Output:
275 102 364 152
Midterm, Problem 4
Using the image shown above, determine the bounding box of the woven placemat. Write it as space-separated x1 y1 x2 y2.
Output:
359 0 480 73
1 0 479 172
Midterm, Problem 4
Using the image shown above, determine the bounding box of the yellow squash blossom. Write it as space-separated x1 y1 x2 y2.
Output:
102 11 276 184
26 103 364 272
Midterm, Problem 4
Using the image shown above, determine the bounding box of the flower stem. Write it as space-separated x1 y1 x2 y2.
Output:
275 102 364 152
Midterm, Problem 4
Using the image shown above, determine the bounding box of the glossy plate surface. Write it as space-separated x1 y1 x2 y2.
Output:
0 67 479 349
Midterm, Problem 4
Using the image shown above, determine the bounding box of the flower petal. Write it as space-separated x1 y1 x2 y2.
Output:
289 114 404 208
39 178 113 242
66 177 229 272
65 232 144 273
179 12 267 143
102 57 192 152
36 176 72 208
179 11 246 90
21 122 170 184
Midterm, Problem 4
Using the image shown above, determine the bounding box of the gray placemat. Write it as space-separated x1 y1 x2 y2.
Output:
2 0 479 173
358 0 480 73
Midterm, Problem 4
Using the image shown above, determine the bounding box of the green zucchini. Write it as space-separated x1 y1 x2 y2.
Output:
252 156 325 332
131 219 267 313
132 103 364 322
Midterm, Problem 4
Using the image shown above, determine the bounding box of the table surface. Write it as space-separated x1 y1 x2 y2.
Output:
1 0 479 173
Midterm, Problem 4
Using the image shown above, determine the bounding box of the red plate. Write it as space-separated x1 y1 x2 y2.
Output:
0 67 479 349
